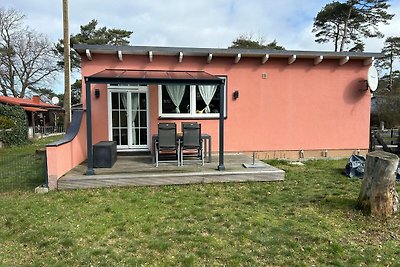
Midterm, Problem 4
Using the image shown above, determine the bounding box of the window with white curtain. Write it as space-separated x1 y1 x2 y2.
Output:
159 77 226 118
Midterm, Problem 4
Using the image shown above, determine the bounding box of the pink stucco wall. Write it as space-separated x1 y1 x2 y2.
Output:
46 114 87 189
81 54 371 153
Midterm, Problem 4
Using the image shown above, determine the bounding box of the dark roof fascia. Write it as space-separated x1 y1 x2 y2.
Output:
85 76 224 85
73 44 383 59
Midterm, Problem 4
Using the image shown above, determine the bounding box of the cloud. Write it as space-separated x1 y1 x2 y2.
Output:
3 0 399 92
6 0 397 50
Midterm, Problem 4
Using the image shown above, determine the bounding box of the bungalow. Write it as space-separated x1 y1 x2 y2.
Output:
45 44 381 189
0 95 63 137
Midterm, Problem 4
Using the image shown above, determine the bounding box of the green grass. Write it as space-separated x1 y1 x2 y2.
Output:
0 135 62 192
1 159 400 266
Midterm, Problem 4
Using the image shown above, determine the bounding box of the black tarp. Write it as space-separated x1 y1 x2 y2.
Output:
344 154 400 180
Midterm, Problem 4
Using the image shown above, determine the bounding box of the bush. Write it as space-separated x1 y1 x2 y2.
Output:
0 103 29 146
0 115 15 129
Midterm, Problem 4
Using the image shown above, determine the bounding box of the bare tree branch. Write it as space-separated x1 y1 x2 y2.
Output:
0 8 58 98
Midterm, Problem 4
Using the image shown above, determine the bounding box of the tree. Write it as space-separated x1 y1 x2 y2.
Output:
376 36 400 90
264 40 286 50
349 42 365 52
312 0 394 52
371 70 400 127
229 34 285 50
371 36 400 127
0 8 58 98
70 79 81 105
55 19 133 70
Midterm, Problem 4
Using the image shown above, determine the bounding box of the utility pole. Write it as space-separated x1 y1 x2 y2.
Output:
63 0 71 130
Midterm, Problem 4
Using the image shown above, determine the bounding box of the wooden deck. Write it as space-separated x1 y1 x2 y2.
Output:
58 153 285 190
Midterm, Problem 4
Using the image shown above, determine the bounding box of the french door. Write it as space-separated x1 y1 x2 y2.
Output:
108 86 149 151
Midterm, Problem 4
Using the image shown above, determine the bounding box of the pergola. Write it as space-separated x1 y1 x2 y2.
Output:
84 69 226 175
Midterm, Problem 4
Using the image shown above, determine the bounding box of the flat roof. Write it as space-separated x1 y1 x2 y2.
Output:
74 44 382 60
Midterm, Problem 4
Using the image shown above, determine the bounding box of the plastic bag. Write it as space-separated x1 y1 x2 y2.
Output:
344 155 366 178
344 154 400 181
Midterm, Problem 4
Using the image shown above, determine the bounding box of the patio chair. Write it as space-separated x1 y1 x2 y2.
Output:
155 123 180 167
180 122 204 166
181 122 198 133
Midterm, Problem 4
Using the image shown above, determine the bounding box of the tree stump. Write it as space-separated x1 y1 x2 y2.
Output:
357 151 399 216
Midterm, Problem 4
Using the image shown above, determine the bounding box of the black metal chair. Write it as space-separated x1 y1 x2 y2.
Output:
155 123 180 167
180 122 204 166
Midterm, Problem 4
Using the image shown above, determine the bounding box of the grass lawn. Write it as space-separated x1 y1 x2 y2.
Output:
0 135 62 192
1 159 400 266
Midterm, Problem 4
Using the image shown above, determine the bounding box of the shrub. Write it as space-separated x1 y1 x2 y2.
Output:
0 103 29 146
0 115 15 129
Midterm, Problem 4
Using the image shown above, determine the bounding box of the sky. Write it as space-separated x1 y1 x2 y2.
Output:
3 0 400 93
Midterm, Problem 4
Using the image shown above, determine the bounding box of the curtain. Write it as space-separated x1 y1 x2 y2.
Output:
120 93 128 111
121 93 139 145
166 85 185 113
131 93 139 145
198 85 217 113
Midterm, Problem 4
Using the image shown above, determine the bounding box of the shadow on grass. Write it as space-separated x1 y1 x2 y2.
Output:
320 196 359 212
334 167 347 175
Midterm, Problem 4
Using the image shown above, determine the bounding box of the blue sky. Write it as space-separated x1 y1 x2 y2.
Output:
2 0 400 93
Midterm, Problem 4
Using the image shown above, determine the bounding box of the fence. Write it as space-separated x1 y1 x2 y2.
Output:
370 128 400 154
34 125 64 135
0 148 46 192
31 125 64 139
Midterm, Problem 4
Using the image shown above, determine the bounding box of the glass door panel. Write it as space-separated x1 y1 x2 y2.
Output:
131 92 148 147
110 92 128 147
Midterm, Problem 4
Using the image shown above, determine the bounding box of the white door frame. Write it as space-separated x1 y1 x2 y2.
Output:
107 85 150 151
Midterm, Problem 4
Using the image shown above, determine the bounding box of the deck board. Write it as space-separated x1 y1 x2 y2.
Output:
58 154 285 190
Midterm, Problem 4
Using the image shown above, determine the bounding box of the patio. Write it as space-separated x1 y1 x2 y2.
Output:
58 153 285 190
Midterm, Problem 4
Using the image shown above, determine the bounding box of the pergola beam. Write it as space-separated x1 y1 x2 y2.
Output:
84 73 226 175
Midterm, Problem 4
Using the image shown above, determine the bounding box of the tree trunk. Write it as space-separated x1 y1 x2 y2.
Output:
357 151 399 217
340 5 354 52
334 25 340 52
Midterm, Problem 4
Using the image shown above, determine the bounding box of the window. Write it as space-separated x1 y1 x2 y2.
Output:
158 77 226 118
